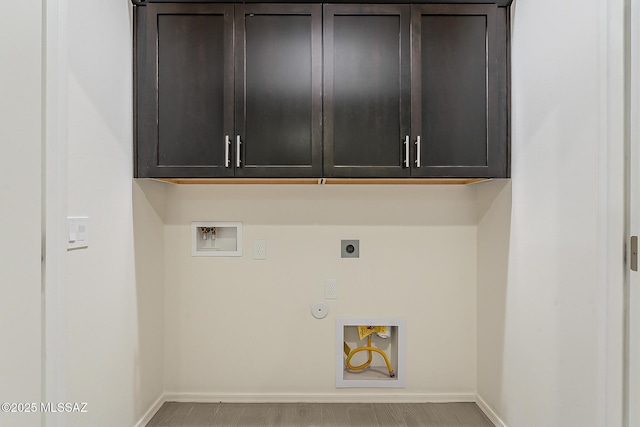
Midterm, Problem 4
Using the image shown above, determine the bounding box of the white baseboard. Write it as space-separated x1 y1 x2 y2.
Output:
162 392 477 404
476 394 507 427
134 394 165 427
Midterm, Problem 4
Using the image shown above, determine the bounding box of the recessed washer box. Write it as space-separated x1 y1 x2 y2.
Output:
191 221 242 257
336 317 405 388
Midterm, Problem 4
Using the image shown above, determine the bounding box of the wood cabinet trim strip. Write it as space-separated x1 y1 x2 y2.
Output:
153 178 488 185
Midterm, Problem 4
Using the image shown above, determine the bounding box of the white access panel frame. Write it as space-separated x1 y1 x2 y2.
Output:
336 317 406 388
191 221 243 257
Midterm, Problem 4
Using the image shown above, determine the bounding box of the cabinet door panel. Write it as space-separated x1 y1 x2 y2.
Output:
421 15 487 167
324 5 411 177
411 4 508 177
235 4 322 177
136 4 234 178
158 14 225 166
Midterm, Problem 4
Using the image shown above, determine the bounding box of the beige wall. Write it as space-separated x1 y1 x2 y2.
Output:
476 179 511 424
63 1 165 426
0 3 43 427
162 185 479 399
476 0 621 425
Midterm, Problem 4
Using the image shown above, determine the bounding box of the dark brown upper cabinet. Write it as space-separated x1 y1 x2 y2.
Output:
234 4 323 177
134 2 510 180
323 4 411 178
136 3 234 178
135 3 322 178
322 3 508 178
410 4 508 178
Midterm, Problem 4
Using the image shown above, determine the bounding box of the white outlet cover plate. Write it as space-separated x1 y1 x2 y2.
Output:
253 239 266 260
325 278 338 299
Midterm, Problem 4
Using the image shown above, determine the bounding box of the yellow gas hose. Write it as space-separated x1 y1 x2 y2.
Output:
344 336 395 377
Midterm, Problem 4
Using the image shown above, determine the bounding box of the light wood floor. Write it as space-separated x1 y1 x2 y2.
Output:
146 402 495 427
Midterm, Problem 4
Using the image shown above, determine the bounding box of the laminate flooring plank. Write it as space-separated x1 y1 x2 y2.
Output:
209 403 244 427
321 403 372 427
281 402 323 426
444 402 494 426
348 404 380 427
424 403 493 427
424 403 460 427
145 402 172 426
373 402 425 427
145 405 165 426
399 403 441 427
238 403 288 427
178 403 217 427
146 402 188 427
148 402 495 427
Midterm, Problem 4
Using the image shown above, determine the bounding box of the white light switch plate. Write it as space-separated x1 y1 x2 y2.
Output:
67 217 89 250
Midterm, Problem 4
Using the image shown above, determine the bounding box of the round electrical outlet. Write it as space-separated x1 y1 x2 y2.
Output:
311 302 328 319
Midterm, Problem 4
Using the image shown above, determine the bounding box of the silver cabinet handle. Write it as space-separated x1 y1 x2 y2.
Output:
236 135 241 168
415 136 421 168
404 135 409 168
225 135 231 167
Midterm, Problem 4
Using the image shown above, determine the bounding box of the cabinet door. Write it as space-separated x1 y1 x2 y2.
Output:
135 4 234 178
234 4 322 177
411 4 508 178
323 4 411 178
